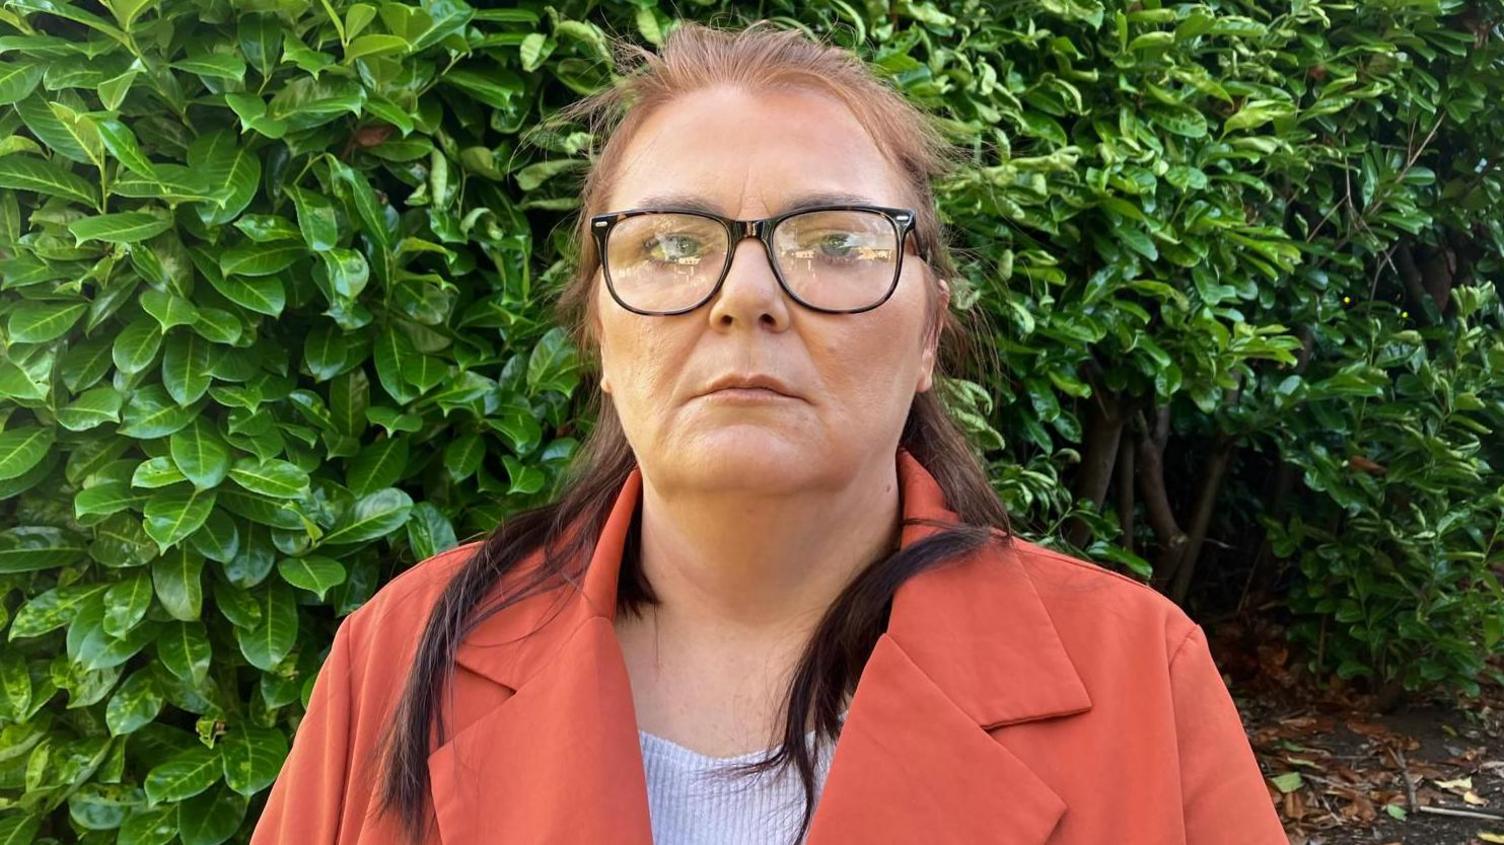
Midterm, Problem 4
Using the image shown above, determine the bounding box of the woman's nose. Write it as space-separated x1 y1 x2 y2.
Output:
706 237 791 329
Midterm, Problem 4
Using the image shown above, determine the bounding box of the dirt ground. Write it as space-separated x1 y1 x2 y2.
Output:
1210 615 1504 845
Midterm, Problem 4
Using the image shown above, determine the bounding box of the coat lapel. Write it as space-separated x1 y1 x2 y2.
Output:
427 448 1092 844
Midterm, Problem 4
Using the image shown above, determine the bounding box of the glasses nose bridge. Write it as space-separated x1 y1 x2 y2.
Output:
731 217 768 243
720 217 779 287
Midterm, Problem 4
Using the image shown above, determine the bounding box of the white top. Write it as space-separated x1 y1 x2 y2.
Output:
638 710 848 845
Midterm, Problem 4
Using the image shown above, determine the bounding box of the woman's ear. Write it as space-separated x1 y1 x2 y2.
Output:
915 278 950 394
591 306 611 395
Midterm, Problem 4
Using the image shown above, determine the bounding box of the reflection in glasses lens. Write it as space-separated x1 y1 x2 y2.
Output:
603 209 901 313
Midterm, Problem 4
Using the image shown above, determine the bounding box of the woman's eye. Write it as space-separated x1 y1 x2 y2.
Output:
646 234 704 264
809 232 861 260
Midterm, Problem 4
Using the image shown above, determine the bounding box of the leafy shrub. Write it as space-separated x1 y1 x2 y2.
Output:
0 0 1499 841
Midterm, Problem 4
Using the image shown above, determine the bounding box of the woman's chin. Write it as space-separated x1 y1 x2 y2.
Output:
660 433 823 482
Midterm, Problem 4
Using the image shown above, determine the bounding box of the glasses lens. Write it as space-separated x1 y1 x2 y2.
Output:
602 209 905 313
605 213 728 312
773 210 900 311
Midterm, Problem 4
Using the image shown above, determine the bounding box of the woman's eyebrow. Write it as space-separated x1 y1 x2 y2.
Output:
626 190 882 215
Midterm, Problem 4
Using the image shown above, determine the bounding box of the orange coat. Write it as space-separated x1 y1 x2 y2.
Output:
252 448 1287 844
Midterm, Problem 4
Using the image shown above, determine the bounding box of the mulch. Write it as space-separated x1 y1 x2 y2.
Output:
1209 614 1504 845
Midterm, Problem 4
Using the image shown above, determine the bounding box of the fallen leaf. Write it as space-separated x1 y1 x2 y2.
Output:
1271 771 1305 793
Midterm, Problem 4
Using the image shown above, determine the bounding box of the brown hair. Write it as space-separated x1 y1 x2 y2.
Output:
375 20 1013 844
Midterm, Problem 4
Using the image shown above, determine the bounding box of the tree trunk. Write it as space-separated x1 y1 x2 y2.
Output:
1064 389 1125 549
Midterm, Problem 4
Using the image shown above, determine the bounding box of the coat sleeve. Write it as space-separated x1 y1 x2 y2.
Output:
1169 623 1288 844
251 613 358 845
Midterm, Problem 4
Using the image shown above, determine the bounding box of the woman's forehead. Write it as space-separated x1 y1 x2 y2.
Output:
606 85 907 213
614 189 886 216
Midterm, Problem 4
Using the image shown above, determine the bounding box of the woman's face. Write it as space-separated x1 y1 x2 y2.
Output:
594 84 947 493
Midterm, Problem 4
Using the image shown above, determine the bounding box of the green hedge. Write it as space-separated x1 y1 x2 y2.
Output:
0 0 1500 840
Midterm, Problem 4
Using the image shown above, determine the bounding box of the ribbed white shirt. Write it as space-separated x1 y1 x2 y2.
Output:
637 710 848 845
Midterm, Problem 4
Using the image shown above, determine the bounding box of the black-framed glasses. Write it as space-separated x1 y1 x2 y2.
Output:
590 204 928 316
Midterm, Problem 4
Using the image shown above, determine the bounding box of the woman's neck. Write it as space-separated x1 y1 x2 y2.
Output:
613 456 899 756
633 456 901 641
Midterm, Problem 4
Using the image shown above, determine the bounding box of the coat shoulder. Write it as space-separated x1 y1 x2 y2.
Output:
343 539 487 642
1005 536 1200 659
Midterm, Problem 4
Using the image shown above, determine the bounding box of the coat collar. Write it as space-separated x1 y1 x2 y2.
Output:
428 447 1092 844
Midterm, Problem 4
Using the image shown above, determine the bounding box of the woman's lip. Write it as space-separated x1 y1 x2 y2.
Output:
700 387 799 401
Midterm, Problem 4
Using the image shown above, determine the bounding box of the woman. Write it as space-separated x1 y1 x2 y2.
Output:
252 21 1286 845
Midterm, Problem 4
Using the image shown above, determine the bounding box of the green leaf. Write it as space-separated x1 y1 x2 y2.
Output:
327 157 392 247
57 384 123 430
442 66 523 109
207 272 286 317
0 61 44 105
288 186 338 251
266 77 366 130
0 815 41 845
237 580 296 670
1269 771 1304 793
151 546 205 621
345 3 376 39
221 242 305 277
161 331 214 406
8 299 86 342
170 418 230 489
98 67 138 110
233 214 300 242
304 322 351 381
344 33 408 62
120 385 201 438
140 288 200 329
373 326 420 403
11 582 107 638
14 93 92 164
105 669 163 735
99 0 157 30
97 118 157 179
75 480 144 517
0 155 96 206
277 555 346 600
171 52 247 82
444 433 483 482
68 211 172 244
177 784 247 845
406 501 456 560
0 526 84 571
320 487 412 545
143 487 217 552
227 457 310 498
102 572 152 637
156 620 212 684
346 435 407 496
68 590 155 669
520 33 552 71
527 326 580 396
320 248 369 300
45 99 105 168
144 746 220 803
1144 104 1208 139
0 426 54 480
502 455 545 494
112 317 162 375
237 12 282 78
0 650 32 721
188 130 261 224
220 726 289 795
